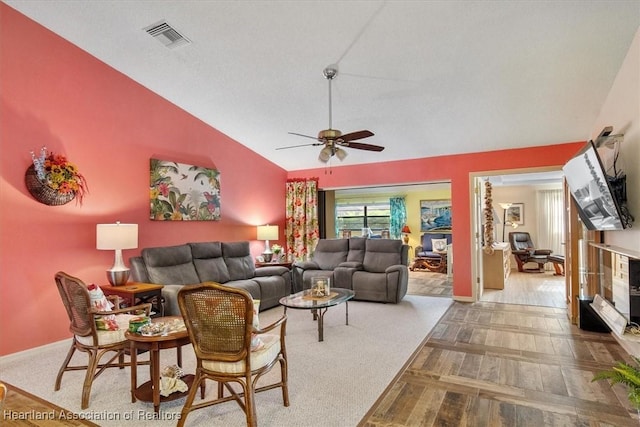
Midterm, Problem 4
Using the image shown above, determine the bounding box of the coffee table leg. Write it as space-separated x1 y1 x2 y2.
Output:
317 307 328 342
345 301 349 325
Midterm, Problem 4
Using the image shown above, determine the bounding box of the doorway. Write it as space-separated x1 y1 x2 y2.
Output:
473 168 566 308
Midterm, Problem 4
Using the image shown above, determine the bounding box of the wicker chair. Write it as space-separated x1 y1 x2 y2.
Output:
54 271 151 409
177 282 289 427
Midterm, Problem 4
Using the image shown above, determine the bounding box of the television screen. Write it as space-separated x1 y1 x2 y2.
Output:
563 141 627 230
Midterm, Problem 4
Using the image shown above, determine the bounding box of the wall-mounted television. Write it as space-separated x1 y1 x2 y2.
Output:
563 140 632 231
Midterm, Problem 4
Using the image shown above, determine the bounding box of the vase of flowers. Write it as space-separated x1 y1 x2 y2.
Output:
25 147 88 206
271 244 282 262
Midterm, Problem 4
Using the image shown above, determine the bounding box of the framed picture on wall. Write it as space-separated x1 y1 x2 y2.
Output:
506 203 524 225
149 158 221 221
420 199 452 231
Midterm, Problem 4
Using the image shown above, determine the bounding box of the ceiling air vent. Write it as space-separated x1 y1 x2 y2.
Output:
144 21 190 49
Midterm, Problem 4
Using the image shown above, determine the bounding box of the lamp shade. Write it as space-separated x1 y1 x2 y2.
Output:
257 225 278 241
401 225 411 234
96 223 138 250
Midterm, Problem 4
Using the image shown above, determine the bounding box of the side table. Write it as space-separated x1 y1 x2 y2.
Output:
102 282 164 317
126 316 201 413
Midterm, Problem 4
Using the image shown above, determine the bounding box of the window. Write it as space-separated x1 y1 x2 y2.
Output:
336 201 390 236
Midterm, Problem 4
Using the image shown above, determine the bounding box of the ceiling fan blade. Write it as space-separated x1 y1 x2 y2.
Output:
276 142 323 150
342 141 385 152
288 131 321 141
340 130 374 142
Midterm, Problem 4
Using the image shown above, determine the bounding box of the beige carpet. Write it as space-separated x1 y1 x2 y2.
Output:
407 271 452 298
0 295 452 426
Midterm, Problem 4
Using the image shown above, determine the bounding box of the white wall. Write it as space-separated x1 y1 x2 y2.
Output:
591 27 640 251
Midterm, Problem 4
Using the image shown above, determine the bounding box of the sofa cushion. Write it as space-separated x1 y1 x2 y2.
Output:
222 242 256 281
312 239 349 270
142 244 200 285
188 242 231 283
347 237 366 263
363 239 402 273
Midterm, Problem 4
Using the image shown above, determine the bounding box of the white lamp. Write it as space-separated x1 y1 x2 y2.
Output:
96 222 138 286
257 225 278 262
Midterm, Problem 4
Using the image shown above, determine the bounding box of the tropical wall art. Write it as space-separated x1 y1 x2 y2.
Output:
150 158 221 221
420 199 452 231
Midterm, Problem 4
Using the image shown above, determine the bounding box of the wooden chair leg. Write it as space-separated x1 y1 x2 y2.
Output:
280 358 289 407
243 379 257 427
81 349 99 409
55 343 76 391
177 374 204 427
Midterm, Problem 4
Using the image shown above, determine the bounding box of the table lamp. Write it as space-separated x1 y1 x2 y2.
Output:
401 225 411 244
96 222 138 286
257 225 278 262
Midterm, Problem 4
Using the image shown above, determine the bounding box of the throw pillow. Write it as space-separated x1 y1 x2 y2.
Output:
431 238 448 252
88 283 113 311
251 299 263 351
88 284 118 331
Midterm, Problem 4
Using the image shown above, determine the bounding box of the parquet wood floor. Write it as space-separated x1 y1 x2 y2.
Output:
359 301 637 427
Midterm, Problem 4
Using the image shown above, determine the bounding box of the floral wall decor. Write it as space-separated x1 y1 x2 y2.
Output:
25 146 88 206
150 158 221 221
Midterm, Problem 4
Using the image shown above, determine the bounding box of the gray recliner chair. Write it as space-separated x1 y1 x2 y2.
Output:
508 232 552 273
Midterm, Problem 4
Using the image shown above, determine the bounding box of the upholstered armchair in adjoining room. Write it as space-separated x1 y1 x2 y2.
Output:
415 233 452 261
508 232 553 273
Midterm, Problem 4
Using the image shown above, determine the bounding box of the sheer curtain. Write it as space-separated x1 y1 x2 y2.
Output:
389 197 407 239
536 189 564 264
285 178 319 261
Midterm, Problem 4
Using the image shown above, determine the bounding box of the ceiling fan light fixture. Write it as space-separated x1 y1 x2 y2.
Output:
335 148 348 161
318 147 332 163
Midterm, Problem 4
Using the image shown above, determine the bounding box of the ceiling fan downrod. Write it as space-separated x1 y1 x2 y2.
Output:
323 66 338 131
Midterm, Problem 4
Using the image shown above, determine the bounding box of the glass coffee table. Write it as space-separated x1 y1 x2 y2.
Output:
279 288 355 342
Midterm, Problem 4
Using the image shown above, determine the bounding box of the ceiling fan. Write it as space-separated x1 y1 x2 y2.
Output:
277 65 385 163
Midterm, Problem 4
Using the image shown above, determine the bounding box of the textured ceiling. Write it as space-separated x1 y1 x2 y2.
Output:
4 1 640 171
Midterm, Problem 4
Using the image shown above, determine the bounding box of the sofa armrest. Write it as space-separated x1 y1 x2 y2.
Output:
161 285 188 316
414 246 423 258
338 261 363 269
291 261 321 294
293 260 320 270
254 265 289 276
385 264 408 274
334 263 363 289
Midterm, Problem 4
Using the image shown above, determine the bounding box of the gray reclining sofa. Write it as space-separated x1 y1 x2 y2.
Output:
130 241 291 315
292 238 409 303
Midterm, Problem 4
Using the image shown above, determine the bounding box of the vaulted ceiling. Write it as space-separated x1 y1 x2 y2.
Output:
4 1 639 171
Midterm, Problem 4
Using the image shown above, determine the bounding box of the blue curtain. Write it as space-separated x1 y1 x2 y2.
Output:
389 197 406 239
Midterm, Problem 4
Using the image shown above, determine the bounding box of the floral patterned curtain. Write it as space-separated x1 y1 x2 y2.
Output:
285 178 319 261
389 197 407 239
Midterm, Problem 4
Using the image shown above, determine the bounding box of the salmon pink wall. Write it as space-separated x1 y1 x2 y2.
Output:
288 143 585 301
0 5 287 355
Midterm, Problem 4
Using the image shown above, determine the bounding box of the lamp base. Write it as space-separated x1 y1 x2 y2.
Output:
106 269 130 286
403 235 409 244
262 252 273 263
